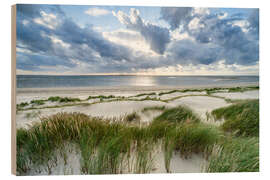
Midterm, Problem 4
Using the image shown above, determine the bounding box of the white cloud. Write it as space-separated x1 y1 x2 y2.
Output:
171 29 195 41
33 11 58 29
188 17 204 30
85 8 110 16
49 36 71 48
112 10 129 25
22 20 29 26
134 65 183 75
135 61 259 75
192 7 210 16
102 29 160 57
112 8 171 55
231 20 250 32
16 47 33 54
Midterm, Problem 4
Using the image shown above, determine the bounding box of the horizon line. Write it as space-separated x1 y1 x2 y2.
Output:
16 74 259 76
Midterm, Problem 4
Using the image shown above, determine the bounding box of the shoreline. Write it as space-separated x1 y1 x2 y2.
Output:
17 82 259 95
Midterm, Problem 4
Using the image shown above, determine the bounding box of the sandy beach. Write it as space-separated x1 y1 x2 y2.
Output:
15 83 259 175
16 83 259 129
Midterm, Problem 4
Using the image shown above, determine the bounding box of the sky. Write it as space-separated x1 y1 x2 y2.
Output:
16 4 259 75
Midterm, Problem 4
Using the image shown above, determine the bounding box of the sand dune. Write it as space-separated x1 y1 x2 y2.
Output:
16 87 259 128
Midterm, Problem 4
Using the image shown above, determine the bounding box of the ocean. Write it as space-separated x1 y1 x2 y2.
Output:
16 75 259 89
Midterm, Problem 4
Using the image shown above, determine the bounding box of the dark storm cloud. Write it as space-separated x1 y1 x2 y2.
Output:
55 20 132 60
17 20 53 53
16 4 135 72
160 7 259 66
248 9 259 39
160 7 193 30
168 39 221 65
113 8 170 54
17 4 65 19
16 52 75 71
17 4 41 18
189 11 259 65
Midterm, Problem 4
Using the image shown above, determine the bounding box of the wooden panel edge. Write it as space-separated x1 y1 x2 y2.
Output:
11 4 16 175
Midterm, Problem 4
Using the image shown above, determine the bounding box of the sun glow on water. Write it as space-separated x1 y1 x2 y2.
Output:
130 76 157 86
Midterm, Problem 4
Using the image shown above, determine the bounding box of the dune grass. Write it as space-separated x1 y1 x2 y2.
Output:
205 136 259 172
158 88 213 96
158 86 259 96
30 99 46 105
16 85 259 112
48 96 81 103
17 96 81 111
205 88 227 95
16 102 29 110
87 95 123 100
134 92 156 97
158 90 179 96
212 99 259 136
228 86 259 92
17 97 164 112
206 86 259 94
153 106 200 124
47 96 61 102
16 112 158 174
124 112 141 122
162 123 221 172
205 99 259 172
16 96 259 175
15 86 260 174
173 123 221 158
58 97 81 103
17 106 220 175
141 106 166 113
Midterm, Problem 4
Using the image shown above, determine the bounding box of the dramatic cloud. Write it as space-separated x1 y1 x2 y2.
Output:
160 7 193 30
168 39 222 65
160 7 259 66
16 5 259 75
33 11 59 29
85 8 110 16
102 29 155 55
136 60 259 76
113 8 170 54
16 5 136 73
17 4 65 20
248 9 259 39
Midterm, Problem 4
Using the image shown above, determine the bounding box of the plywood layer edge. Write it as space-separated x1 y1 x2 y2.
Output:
11 4 16 175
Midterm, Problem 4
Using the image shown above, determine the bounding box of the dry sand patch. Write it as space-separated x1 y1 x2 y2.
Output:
151 146 206 173
16 100 168 128
212 90 259 100
159 91 206 100
84 100 167 118
26 143 81 175
170 96 230 122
